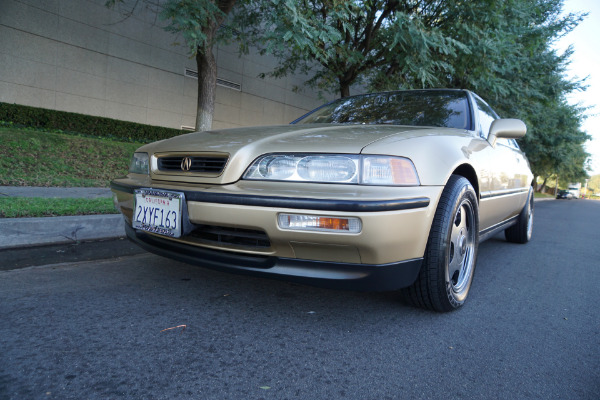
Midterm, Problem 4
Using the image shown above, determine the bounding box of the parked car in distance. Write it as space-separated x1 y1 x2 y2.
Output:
556 190 574 199
111 89 534 312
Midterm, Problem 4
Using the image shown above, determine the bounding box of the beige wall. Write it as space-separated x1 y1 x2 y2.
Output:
0 0 327 130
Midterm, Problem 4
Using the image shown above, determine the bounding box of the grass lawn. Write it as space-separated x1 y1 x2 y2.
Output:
534 192 555 199
0 197 117 218
0 125 143 187
0 125 145 217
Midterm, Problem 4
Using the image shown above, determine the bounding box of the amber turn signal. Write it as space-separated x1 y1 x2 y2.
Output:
278 214 362 233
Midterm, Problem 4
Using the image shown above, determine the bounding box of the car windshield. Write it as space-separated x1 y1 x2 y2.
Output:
294 91 471 130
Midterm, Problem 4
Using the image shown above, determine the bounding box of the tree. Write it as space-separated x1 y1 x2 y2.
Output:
240 0 465 98
446 0 591 185
106 0 240 131
244 0 590 181
588 175 600 194
523 100 589 185
373 0 590 184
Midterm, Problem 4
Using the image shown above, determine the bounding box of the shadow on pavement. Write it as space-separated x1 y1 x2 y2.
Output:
0 238 145 271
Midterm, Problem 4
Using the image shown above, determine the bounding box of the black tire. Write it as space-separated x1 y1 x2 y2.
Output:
505 186 534 244
401 175 479 312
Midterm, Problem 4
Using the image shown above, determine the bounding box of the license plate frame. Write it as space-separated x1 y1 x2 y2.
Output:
133 189 184 238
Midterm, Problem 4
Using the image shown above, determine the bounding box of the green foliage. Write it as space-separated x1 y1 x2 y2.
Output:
442 0 591 184
240 0 590 183
0 102 182 142
422 0 585 99
239 0 462 97
160 0 231 54
508 99 590 184
588 175 600 193
389 0 590 184
0 126 142 187
533 191 555 199
0 197 117 218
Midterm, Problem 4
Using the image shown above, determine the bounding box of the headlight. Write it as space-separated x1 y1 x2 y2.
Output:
243 154 419 186
257 155 299 180
244 154 359 183
129 152 149 174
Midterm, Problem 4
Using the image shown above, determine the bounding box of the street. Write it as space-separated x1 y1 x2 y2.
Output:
1 200 599 399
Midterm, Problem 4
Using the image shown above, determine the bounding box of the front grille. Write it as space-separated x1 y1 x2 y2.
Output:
188 225 271 249
157 156 228 174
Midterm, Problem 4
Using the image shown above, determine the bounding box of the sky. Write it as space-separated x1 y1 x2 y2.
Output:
556 0 600 176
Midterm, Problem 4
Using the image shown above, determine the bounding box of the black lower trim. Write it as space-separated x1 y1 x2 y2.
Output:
478 216 518 242
111 181 430 212
125 224 422 291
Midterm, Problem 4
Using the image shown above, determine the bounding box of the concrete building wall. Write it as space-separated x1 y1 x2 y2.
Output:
0 0 326 130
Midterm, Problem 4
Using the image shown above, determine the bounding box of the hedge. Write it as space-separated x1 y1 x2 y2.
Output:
0 102 185 142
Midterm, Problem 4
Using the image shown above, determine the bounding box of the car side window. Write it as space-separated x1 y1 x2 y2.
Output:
474 96 498 139
473 97 523 150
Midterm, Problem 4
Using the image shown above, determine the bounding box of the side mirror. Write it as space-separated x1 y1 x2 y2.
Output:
488 119 527 147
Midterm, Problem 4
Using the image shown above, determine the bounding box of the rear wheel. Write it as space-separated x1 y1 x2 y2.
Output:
505 186 534 244
401 175 479 312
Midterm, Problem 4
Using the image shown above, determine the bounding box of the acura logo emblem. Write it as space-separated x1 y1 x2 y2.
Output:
181 157 192 171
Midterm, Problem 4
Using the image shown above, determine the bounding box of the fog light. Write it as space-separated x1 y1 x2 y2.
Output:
278 214 361 233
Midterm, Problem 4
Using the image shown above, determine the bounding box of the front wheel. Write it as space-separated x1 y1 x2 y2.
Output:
401 175 479 312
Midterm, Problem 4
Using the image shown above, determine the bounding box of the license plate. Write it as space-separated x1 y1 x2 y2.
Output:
133 189 184 238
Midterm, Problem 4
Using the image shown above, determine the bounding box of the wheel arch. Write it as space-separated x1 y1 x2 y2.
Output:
451 163 480 202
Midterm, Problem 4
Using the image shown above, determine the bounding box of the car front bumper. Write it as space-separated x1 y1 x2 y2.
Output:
125 223 422 291
111 178 443 290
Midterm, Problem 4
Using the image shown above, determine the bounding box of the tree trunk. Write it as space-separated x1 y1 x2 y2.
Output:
195 42 217 132
340 83 350 98
539 177 548 193
339 70 356 98
193 0 237 131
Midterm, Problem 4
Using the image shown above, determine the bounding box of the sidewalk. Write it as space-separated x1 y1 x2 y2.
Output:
0 186 125 250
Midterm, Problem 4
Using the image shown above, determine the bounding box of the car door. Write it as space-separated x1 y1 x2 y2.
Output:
470 95 528 231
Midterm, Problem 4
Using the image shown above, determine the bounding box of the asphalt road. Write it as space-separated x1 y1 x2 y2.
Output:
1 200 599 400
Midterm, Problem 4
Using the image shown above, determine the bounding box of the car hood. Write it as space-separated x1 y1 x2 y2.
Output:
140 124 469 184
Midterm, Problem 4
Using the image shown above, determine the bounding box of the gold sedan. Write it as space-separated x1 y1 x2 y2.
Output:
111 89 534 312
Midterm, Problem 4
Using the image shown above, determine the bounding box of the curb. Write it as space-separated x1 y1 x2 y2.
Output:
0 214 125 250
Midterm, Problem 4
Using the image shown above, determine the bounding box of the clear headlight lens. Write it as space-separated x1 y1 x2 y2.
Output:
297 156 358 182
245 154 360 183
243 154 419 186
257 155 298 180
129 152 149 175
